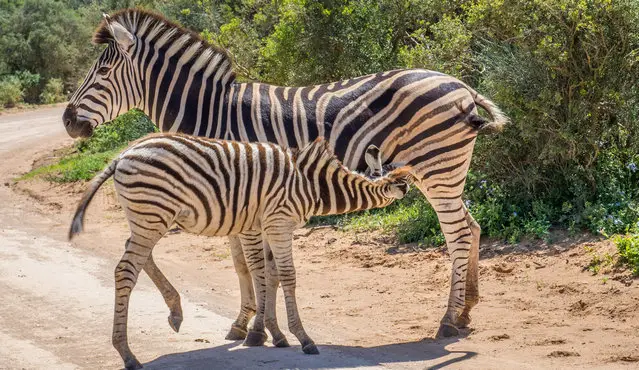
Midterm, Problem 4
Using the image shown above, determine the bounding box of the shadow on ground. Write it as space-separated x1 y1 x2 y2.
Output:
144 337 475 369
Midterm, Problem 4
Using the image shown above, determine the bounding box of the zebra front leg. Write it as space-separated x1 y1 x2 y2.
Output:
225 235 257 340
265 230 317 354
143 253 183 332
239 232 268 347
262 241 290 348
458 206 480 328
113 235 155 370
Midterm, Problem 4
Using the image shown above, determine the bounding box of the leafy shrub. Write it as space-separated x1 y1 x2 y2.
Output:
75 109 156 154
0 75 24 107
614 235 639 276
40 78 65 104
14 70 40 103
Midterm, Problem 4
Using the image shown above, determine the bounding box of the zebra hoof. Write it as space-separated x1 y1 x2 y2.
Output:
436 323 460 338
243 330 268 347
124 357 143 370
456 312 472 328
273 335 290 348
168 314 182 333
225 325 248 340
302 342 319 355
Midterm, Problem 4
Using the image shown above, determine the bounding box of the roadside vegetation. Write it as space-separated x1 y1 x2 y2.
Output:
7 0 639 273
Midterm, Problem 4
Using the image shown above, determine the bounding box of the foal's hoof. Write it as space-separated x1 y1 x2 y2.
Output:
273 335 290 348
243 330 268 347
168 314 183 333
436 323 460 338
225 325 248 340
124 358 143 370
302 343 320 355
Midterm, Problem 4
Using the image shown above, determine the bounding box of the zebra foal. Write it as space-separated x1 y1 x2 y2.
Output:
68 134 412 369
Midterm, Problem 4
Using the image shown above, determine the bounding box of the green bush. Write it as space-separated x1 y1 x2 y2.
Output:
15 70 40 103
0 75 24 107
40 78 65 104
75 109 156 154
613 235 639 276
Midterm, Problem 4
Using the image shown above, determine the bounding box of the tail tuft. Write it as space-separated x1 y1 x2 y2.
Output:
469 90 509 135
68 211 84 240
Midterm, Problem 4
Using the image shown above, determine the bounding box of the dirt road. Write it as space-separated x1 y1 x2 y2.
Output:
1 108 638 369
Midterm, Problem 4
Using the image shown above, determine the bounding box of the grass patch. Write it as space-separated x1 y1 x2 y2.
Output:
614 234 639 276
584 245 615 275
18 109 155 183
309 189 445 246
17 148 123 182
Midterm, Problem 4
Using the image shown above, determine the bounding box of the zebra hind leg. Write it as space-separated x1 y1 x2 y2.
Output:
457 206 480 328
143 253 183 332
225 235 257 340
113 234 157 370
417 182 473 337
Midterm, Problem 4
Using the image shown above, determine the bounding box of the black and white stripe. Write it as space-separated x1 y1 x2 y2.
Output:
63 9 508 339
69 135 412 368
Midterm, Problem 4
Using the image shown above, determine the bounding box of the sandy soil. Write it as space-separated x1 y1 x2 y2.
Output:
2 107 638 369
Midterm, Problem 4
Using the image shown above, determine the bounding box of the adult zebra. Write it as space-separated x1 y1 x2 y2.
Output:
63 9 508 338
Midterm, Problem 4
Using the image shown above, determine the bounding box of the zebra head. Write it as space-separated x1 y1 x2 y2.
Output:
63 14 141 138
381 166 414 200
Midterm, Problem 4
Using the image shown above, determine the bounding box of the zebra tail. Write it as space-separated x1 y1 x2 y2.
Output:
68 159 118 240
464 86 510 135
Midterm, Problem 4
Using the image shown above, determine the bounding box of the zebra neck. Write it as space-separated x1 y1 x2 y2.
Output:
133 38 235 135
298 156 392 217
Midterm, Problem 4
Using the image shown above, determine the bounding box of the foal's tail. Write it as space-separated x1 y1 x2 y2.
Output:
68 159 118 240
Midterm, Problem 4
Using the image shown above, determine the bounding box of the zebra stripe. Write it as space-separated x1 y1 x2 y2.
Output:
63 9 508 339
68 135 412 368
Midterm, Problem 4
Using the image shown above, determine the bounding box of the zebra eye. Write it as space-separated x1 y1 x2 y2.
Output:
97 66 110 75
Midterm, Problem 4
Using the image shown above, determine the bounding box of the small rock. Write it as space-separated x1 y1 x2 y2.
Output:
194 338 210 343
569 300 588 312
492 263 515 274
489 334 510 341
327 237 337 244
533 261 546 269
548 350 580 358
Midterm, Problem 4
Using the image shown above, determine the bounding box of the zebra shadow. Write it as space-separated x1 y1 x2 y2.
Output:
143 337 475 370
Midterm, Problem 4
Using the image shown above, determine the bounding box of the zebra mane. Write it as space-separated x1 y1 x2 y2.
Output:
93 8 235 80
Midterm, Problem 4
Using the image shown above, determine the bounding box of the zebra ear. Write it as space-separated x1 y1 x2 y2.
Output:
105 17 135 52
364 145 382 176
